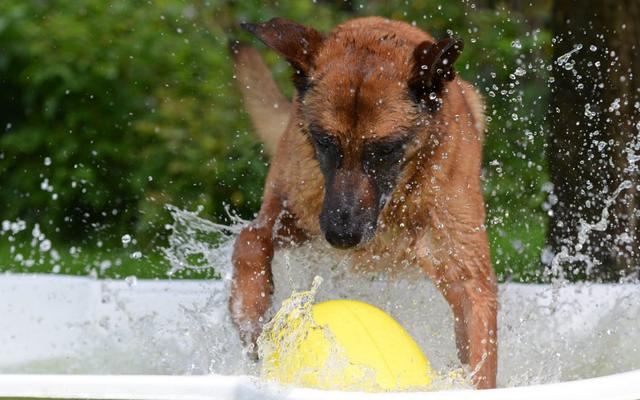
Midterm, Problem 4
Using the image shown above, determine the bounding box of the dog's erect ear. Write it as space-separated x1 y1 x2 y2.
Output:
241 18 324 93
408 37 464 109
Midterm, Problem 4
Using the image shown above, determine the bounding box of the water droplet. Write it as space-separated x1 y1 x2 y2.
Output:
125 276 138 287
39 239 52 252
556 44 582 66
44 157 52 166
121 234 132 245
511 39 522 49
584 104 596 119
514 67 526 76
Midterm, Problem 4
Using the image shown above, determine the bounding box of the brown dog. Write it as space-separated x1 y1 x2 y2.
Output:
229 17 497 389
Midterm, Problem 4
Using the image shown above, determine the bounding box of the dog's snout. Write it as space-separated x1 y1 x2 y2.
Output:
319 170 379 249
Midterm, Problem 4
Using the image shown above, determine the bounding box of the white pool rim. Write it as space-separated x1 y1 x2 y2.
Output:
0 370 639 400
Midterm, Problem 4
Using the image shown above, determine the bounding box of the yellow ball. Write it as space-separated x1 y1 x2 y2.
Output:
262 299 434 391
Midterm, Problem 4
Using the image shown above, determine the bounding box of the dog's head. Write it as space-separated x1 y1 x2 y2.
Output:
242 18 463 249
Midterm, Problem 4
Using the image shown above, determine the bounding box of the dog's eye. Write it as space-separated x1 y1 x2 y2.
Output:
313 134 334 149
372 142 402 159
311 134 336 150
375 144 398 157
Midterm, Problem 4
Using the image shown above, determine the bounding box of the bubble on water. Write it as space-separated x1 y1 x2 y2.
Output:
589 45 597 52
514 67 526 76
511 39 522 49
44 157 52 166
130 251 142 259
511 113 519 121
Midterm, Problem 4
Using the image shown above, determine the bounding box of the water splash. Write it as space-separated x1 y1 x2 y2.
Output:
257 276 376 391
162 204 244 277
549 179 633 281
1 206 639 389
555 44 582 67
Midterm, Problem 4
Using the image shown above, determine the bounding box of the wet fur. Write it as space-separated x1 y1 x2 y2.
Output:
230 17 497 389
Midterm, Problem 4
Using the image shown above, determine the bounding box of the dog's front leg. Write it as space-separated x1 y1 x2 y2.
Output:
229 196 281 354
445 278 498 389
416 235 497 389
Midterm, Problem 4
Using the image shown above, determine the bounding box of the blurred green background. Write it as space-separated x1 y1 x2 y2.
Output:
0 0 552 281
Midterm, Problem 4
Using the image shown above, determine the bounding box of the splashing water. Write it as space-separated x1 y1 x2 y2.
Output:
158 207 639 387
196 200 639 385
162 204 242 277
555 44 582 67
548 179 633 281
546 122 640 288
257 276 380 391
1 205 639 389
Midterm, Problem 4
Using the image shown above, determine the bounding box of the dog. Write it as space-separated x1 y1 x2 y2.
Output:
229 17 497 389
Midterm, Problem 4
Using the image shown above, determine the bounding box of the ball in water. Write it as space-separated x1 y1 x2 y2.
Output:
263 299 434 391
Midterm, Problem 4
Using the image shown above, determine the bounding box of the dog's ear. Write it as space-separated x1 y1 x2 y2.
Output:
241 18 324 93
408 37 463 109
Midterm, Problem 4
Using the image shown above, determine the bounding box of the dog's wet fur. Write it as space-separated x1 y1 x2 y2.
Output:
229 17 497 388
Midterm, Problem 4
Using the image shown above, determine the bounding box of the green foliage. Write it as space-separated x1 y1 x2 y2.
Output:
0 0 267 245
0 0 552 281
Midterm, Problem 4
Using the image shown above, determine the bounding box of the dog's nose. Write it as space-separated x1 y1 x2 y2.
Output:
324 209 363 248
324 227 362 249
